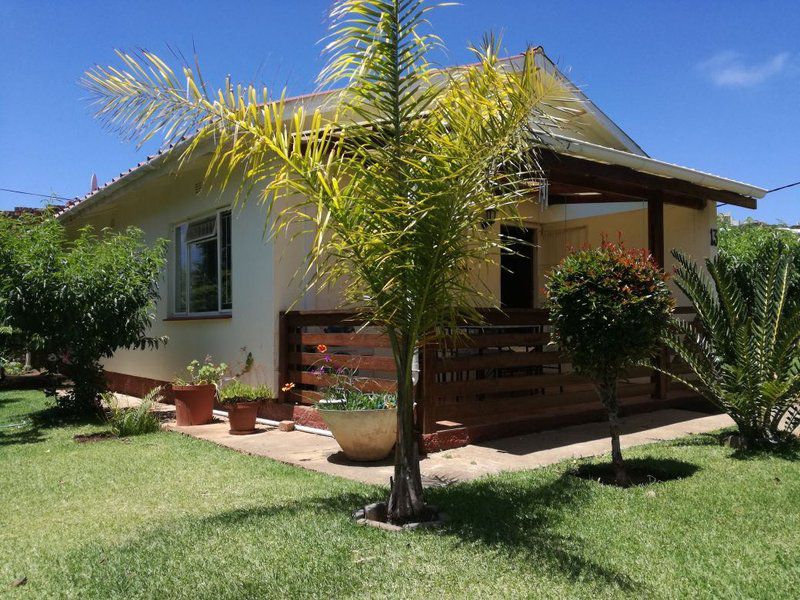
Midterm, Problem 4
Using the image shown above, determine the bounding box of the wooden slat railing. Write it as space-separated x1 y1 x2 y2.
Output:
280 307 699 434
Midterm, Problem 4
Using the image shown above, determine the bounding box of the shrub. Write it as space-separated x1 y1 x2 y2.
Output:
218 381 273 404
0 212 167 414
718 221 800 306
546 240 673 484
106 388 162 437
665 247 800 449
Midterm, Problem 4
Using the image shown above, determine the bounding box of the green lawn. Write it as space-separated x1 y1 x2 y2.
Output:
1 390 798 599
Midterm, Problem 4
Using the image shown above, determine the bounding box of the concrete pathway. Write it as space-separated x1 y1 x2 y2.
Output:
165 408 734 487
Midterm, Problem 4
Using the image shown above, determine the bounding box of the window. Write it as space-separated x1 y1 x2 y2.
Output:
174 209 232 315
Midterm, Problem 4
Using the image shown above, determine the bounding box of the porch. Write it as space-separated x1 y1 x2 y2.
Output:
278 307 704 452
278 147 760 451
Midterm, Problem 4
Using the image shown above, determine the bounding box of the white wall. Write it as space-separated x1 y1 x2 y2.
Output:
64 163 280 390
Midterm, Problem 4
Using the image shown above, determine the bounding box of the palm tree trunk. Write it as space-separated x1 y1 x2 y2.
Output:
387 343 425 523
600 380 629 486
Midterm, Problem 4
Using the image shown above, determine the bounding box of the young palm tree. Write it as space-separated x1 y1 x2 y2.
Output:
665 248 800 448
82 0 567 522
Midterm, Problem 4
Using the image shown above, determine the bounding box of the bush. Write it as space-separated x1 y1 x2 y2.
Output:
718 221 800 306
106 388 162 437
665 247 800 449
546 240 673 484
0 212 167 414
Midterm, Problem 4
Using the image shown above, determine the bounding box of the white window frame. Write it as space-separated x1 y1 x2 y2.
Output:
172 208 232 317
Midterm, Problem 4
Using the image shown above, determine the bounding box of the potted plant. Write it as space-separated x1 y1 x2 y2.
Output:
318 388 397 461
171 357 227 426
218 381 273 434
308 349 397 460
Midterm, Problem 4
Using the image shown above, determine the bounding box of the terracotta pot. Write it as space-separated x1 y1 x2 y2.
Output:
320 408 397 461
172 384 215 426
226 401 259 435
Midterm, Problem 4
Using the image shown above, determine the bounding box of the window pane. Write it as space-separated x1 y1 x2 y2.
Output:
189 238 218 312
220 211 232 310
174 225 187 313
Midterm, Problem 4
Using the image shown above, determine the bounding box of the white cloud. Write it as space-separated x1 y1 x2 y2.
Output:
698 51 790 87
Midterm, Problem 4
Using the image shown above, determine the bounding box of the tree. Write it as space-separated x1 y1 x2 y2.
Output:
0 212 166 413
664 247 800 449
545 240 673 485
717 220 800 307
82 0 567 522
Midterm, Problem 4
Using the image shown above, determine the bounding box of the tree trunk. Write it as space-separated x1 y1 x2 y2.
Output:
387 343 425 523
600 380 629 486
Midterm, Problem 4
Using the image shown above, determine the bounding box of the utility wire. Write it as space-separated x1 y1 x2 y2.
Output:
0 187 73 203
767 180 800 194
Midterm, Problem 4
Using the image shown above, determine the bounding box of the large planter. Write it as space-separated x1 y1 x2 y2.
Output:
226 401 259 435
172 384 215 426
320 407 397 461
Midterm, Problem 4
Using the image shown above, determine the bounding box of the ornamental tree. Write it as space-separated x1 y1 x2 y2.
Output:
0 212 167 413
81 0 567 522
545 240 673 485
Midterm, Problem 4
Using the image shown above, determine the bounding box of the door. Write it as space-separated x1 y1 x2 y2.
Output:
500 225 535 309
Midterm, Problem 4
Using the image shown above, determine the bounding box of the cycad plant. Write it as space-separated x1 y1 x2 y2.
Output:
82 0 567 522
665 248 800 448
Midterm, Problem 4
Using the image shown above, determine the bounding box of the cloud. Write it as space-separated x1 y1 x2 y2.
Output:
698 51 790 87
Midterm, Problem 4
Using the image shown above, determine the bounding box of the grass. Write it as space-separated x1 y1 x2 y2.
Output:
1 390 799 599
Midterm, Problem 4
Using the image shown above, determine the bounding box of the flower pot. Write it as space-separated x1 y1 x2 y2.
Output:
172 384 215 426
320 407 397 461
226 401 259 435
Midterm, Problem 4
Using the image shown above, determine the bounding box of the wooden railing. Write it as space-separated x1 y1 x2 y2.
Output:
280 307 700 436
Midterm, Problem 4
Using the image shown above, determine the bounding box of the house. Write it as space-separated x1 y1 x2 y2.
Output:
57 49 766 450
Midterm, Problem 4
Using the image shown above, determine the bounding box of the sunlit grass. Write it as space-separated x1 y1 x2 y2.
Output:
1 390 798 598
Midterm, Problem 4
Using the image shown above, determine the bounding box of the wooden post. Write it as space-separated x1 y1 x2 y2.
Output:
647 192 669 400
416 343 437 435
278 311 289 402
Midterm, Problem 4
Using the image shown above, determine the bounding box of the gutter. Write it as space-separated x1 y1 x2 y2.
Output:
541 133 767 199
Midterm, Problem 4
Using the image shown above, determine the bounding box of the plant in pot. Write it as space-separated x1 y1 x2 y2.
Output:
171 357 227 426
312 351 397 461
218 381 273 435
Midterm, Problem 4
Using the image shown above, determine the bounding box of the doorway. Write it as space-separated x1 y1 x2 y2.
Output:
500 225 535 309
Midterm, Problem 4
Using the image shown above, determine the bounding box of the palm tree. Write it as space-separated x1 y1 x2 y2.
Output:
665 248 800 448
82 0 566 522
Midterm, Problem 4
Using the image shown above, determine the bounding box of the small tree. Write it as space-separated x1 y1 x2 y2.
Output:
0 212 167 413
546 240 673 485
665 247 800 448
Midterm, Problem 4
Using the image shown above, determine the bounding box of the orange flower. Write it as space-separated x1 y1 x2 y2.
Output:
317 344 328 353
281 382 295 392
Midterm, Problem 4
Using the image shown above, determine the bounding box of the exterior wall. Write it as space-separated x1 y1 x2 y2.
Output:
473 198 716 308
63 163 280 392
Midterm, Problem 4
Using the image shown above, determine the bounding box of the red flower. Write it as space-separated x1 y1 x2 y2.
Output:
317 344 328 353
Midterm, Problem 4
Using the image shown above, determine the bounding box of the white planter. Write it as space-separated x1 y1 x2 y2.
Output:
319 407 397 461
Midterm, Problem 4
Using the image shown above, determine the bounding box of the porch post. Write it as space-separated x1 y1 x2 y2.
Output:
647 193 669 400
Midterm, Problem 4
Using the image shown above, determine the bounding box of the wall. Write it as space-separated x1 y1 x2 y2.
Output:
63 162 280 391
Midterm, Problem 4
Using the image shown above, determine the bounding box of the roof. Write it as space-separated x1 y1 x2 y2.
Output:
56 48 764 221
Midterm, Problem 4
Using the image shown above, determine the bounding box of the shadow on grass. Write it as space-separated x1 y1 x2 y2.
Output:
665 428 800 461
571 458 699 487
430 471 641 593
0 395 104 448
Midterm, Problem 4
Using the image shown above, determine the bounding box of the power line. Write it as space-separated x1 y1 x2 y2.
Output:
767 180 800 194
0 187 74 203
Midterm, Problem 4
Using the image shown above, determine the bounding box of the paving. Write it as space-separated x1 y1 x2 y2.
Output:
163 407 734 487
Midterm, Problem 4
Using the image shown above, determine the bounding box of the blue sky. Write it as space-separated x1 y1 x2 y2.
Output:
1 0 798 222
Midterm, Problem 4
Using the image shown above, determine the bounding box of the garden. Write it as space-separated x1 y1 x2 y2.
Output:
1 0 799 596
